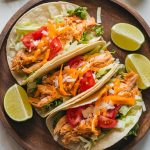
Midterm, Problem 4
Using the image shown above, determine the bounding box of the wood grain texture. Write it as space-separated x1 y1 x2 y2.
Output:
0 0 150 150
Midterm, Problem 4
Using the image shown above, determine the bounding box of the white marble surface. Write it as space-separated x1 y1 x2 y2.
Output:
0 0 149 150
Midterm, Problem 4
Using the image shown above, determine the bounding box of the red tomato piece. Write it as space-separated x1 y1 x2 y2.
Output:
22 33 35 49
106 105 122 119
80 70 96 92
32 26 47 40
48 37 62 61
22 26 47 49
66 107 83 127
68 56 84 68
98 115 117 129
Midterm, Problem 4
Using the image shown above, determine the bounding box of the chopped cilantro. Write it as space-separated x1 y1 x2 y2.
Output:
67 10 74 15
79 32 93 44
92 25 104 36
44 99 63 111
80 32 88 44
67 7 88 19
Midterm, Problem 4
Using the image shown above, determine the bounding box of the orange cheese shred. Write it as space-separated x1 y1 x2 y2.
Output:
91 116 99 136
95 86 108 106
114 78 121 94
58 64 70 96
102 95 135 106
47 22 57 38
71 79 80 96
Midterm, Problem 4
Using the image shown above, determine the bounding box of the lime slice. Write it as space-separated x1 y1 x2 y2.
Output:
4 84 33 122
111 23 145 51
125 54 150 89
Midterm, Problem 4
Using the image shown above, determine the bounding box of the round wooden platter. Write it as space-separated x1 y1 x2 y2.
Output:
0 0 150 150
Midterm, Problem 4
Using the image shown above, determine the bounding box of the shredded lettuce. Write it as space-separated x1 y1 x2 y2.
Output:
119 106 130 116
115 120 126 130
16 23 41 35
15 42 25 51
86 45 104 55
67 7 88 19
79 136 92 150
64 40 78 51
119 104 142 118
123 116 135 126
14 23 42 42
96 63 113 78
54 15 64 23
135 95 146 112
116 64 126 77
115 102 142 130
96 69 108 79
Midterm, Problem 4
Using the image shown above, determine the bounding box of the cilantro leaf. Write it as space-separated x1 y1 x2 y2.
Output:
92 25 104 36
79 32 93 44
44 99 63 111
67 7 88 19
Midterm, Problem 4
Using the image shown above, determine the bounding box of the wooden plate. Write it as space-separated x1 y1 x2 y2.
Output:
0 0 150 150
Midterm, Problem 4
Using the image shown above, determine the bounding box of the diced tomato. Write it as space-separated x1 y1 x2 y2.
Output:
32 26 47 40
66 107 83 127
22 33 35 49
68 56 84 68
22 26 47 49
106 105 122 119
48 37 62 61
80 70 96 92
98 115 117 128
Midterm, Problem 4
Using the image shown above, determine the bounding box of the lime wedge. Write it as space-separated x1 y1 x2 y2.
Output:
125 54 150 89
4 84 33 122
111 23 145 51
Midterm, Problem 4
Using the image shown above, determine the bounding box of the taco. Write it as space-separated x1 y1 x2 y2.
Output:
6 1 104 85
46 71 145 150
27 41 120 117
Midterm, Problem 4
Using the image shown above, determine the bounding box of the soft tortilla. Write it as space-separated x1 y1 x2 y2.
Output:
46 94 143 150
28 40 111 118
6 1 101 85
43 62 120 118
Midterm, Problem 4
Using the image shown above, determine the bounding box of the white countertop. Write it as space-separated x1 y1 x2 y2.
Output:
0 0 149 150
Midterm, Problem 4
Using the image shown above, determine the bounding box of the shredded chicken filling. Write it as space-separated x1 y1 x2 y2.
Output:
11 16 96 74
53 72 139 145
28 51 114 108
